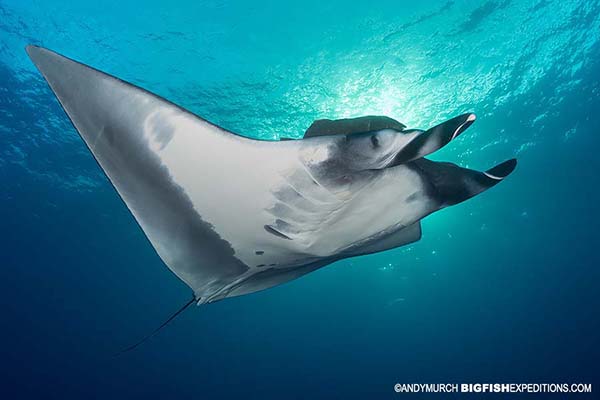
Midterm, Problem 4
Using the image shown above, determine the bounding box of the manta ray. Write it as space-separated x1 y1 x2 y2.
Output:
27 45 516 347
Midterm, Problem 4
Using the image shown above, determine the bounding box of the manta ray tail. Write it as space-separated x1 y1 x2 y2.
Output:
412 158 517 207
115 295 196 356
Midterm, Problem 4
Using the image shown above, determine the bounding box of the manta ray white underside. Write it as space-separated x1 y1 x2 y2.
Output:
27 45 517 305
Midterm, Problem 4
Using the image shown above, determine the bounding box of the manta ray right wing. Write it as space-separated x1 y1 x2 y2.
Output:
340 222 422 257
304 115 406 138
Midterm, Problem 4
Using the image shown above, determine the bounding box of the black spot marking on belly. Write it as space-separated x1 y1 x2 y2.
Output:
256 264 266 268
255 250 264 255
264 224 292 240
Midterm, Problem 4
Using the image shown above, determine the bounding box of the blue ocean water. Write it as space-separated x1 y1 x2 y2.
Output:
1 0 599 398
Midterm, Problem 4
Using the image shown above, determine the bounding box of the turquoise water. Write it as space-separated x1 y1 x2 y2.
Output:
1 0 599 398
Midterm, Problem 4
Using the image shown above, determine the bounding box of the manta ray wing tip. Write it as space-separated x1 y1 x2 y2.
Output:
25 44 44 58
25 45 57 69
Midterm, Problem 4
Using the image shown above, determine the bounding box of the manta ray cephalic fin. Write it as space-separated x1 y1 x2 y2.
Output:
390 113 476 166
411 158 517 207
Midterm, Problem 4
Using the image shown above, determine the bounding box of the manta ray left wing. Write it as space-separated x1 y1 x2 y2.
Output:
26 45 284 302
279 115 406 140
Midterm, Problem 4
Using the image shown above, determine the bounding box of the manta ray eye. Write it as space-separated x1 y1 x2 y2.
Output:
370 134 380 148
